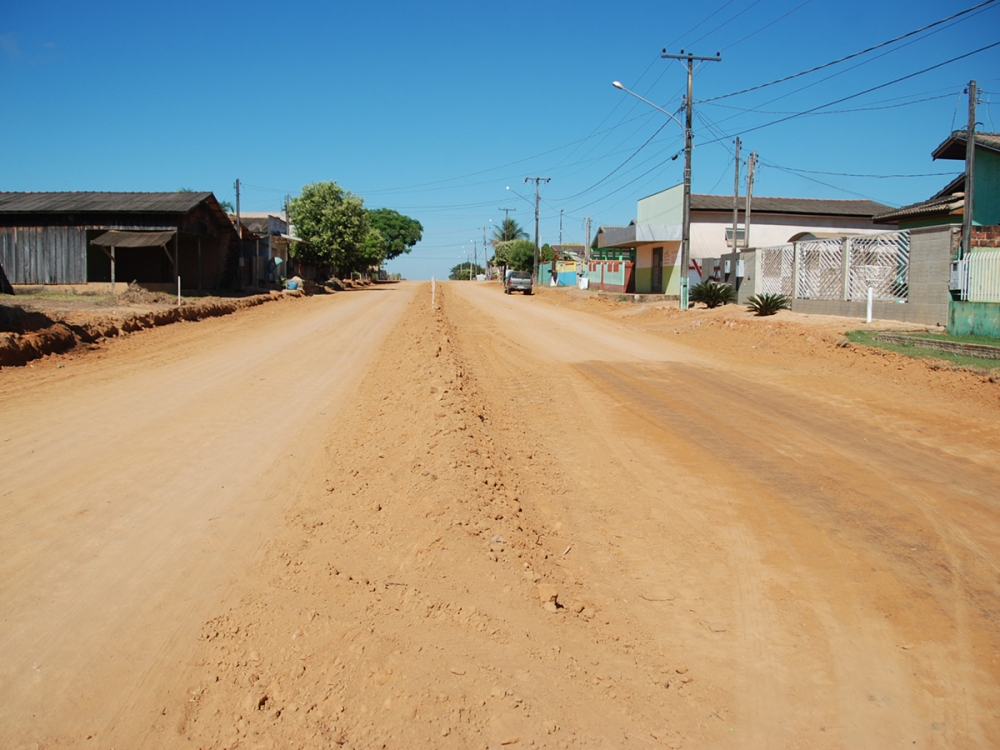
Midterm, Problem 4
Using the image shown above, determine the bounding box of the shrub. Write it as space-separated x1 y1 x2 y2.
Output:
746 293 791 316
689 281 736 308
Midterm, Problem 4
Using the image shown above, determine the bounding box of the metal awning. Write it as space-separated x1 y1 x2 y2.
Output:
90 230 176 247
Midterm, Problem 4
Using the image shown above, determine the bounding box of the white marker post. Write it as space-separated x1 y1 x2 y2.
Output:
866 286 873 324
177 277 182 307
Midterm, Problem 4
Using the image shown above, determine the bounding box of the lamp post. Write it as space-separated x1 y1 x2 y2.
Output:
614 50 720 310
612 80 690 309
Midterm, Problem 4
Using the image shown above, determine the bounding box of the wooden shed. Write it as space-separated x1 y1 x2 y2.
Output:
0 192 239 291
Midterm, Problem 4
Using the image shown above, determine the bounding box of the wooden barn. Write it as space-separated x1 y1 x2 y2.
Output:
0 192 239 291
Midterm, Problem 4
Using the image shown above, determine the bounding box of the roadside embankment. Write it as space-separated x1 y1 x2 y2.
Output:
0 291 302 367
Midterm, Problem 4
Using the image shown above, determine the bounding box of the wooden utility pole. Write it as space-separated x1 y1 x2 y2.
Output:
962 80 978 259
524 177 550 282
661 49 722 309
235 178 242 290
744 151 757 250
732 137 741 251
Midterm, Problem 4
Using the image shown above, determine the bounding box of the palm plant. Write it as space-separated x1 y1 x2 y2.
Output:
689 281 736 308
746 293 791 316
492 217 529 244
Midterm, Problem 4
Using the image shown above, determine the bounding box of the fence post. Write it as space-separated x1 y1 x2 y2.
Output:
841 237 852 301
791 242 800 300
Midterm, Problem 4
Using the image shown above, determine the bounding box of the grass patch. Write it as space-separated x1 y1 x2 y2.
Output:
845 330 1000 371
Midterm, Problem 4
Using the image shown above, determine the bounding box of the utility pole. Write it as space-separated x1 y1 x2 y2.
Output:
235 178 242 290
524 177 550 282
731 137 741 251
962 79 978 259
478 225 490 275
744 151 757 251
661 49 721 309
498 207 517 221
559 209 564 247
584 216 592 264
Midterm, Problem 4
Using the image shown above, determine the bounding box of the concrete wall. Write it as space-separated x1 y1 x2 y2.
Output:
637 184 683 225
716 250 759 303
690 212 894 260
583 260 633 293
790 226 953 325
948 300 1000 337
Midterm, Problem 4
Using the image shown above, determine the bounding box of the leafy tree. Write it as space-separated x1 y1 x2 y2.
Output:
218 199 235 213
449 261 485 280
492 217 528 244
505 240 536 272
367 208 423 261
540 243 555 263
361 228 388 267
288 181 369 271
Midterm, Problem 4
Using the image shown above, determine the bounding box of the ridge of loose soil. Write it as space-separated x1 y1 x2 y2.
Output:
179 284 702 749
0 291 302 367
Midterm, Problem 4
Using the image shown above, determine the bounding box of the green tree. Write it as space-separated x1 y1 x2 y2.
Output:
505 240 536 272
540 243 555 263
449 262 485 280
361 228 389 268
288 181 369 271
492 217 528 244
367 208 423 261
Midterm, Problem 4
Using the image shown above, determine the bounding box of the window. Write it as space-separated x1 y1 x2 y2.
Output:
724 226 746 242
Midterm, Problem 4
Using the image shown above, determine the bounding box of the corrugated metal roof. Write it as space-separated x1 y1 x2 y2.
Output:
90 230 176 247
691 194 892 217
0 192 213 214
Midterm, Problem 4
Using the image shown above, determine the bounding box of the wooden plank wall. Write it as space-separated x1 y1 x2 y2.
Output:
0 226 88 284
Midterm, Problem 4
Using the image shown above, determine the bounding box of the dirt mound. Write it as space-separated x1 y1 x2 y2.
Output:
0 291 301 367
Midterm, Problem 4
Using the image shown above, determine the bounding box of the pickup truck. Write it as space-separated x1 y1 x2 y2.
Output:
504 270 533 295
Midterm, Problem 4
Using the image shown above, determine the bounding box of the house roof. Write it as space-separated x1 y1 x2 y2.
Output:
691 194 892 217
0 191 215 214
931 130 1000 160
872 192 964 223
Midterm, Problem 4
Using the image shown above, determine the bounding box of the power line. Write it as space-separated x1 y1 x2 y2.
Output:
722 0 816 51
699 0 997 103
762 164 963 179
703 90 958 116
698 41 1000 146
686 0 765 49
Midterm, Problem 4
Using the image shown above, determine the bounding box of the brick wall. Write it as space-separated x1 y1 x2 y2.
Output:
971 226 1000 248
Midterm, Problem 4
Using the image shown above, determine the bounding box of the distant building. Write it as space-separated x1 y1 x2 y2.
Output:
0 192 238 291
594 184 894 296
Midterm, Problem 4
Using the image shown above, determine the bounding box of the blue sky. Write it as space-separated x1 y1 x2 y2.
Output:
2 0 998 280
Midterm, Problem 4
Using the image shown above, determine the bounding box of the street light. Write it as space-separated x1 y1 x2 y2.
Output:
612 80 690 310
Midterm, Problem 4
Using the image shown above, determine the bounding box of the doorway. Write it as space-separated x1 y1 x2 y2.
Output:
652 246 663 293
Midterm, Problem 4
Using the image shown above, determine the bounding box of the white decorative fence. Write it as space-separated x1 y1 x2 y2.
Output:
961 249 1000 303
757 231 910 302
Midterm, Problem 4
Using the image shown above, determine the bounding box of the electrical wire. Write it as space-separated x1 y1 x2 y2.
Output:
761 164 962 179
722 0 815 51
698 0 997 103
697 41 1000 146
686 0 766 49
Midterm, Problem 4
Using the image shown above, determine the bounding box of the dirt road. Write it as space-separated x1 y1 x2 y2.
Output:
3 281 999 748
0 285 415 747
